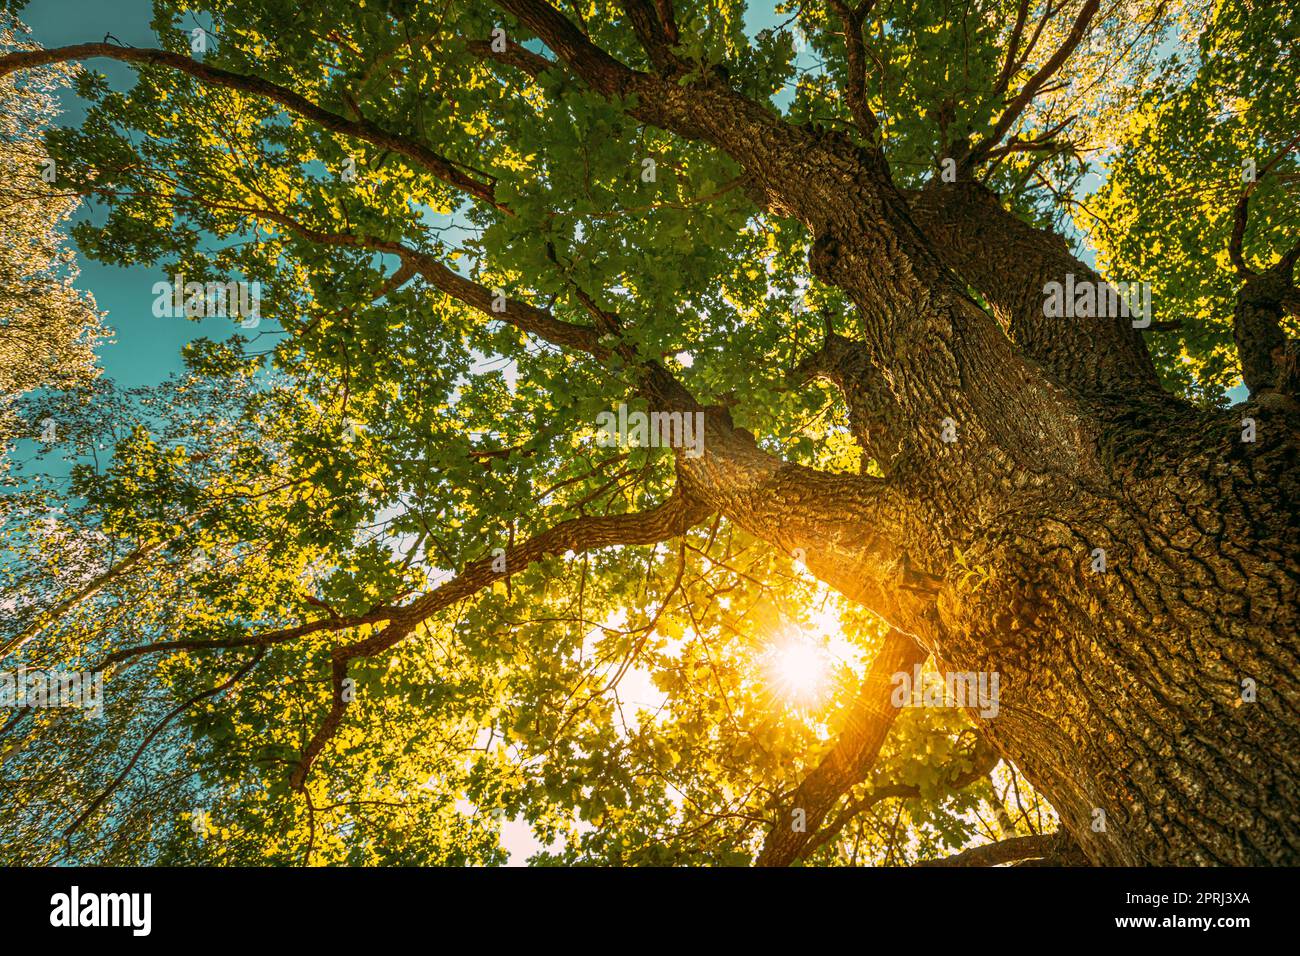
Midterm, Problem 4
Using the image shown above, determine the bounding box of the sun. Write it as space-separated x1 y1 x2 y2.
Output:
764 636 832 704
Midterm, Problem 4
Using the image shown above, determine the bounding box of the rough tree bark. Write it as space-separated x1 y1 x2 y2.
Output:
765 161 1299 865
6 2 1297 866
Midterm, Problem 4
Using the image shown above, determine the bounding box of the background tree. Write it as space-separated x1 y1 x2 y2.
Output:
0 0 1295 866
0 10 105 444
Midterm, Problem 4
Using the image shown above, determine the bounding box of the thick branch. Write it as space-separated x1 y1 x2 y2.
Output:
756 630 927 866
495 0 637 97
289 656 351 791
620 0 686 74
639 365 931 625
916 830 1083 867
1227 133 1300 396
795 328 905 468
0 44 504 211
1234 253 1300 398
907 181 1162 397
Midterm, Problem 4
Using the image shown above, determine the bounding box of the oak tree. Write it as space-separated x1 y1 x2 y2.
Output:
1 0 1296 866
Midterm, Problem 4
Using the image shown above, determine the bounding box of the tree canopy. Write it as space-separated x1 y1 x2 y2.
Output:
1 0 1296 866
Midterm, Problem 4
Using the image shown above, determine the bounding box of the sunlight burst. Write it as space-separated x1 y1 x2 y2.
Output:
764 636 832 705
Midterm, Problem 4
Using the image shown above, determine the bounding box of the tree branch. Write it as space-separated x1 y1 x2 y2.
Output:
756 629 928 866
827 0 881 140
916 830 1083 866
98 610 394 670
3 540 162 659
795 738 1001 861
287 488 713 788
992 0 1034 100
235 208 609 357
907 181 1163 398
0 44 505 211
1233 253 1300 397
464 38 556 78
794 328 905 468
620 0 686 75
66 649 264 837
965 0 1100 170
495 0 639 97
1229 130 1300 278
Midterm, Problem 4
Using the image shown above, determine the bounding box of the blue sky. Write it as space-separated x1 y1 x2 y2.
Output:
24 0 239 388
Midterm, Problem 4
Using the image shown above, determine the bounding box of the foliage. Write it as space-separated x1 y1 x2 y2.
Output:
0 11 105 443
1 0 1270 864
1092 0 1300 402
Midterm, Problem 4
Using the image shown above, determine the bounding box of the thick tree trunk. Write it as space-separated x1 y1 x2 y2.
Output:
914 396 1300 864
894 185 1300 864
671 134 1300 864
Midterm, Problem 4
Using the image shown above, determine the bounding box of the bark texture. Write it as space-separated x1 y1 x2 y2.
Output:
930 398 1300 864
1234 256 1300 398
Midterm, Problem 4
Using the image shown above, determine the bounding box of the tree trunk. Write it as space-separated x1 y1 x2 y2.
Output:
911 396 1300 865
667 132 1300 865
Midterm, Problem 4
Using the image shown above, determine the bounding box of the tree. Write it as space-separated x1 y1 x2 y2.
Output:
0 11 105 444
0 0 1295 866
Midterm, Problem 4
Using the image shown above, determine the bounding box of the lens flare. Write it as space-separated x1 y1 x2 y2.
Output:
765 636 831 704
